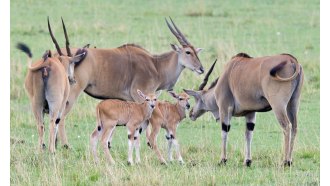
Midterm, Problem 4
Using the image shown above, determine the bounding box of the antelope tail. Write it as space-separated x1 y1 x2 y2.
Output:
270 59 301 82
16 42 33 68
16 42 52 71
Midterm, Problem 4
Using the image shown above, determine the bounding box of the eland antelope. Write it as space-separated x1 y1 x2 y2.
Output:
47 17 204 148
16 42 86 153
185 54 303 167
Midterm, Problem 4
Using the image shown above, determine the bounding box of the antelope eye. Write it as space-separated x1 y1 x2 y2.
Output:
179 98 183 101
153 99 157 101
185 51 191 55
146 99 150 101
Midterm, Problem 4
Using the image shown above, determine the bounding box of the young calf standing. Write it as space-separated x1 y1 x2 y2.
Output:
17 43 86 153
148 91 190 164
90 90 159 165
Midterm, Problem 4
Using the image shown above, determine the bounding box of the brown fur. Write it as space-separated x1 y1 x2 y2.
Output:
148 92 190 164
50 18 204 148
90 91 159 165
186 54 304 166
20 48 70 153
17 43 86 152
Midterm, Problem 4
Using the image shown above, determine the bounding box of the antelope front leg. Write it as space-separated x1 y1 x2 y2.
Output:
149 124 167 164
244 112 256 167
166 131 174 162
219 109 232 165
127 126 136 165
57 86 84 148
138 120 150 147
101 127 116 165
172 138 184 164
169 128 184 164
134 128 141 164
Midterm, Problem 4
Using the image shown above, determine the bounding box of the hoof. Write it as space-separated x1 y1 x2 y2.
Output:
218 159 227 166
127 161 133 166
160 160 167 165
147 142 152 149
245 159 252 167
283 160 292 167
63 144 70 149
108 142 111 149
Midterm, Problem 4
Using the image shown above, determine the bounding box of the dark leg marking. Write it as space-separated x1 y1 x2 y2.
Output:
147 142 152 148
55 118 61 124
42 143 46 149
139 127 142 134
97 126 101 131
170 134 175 139
165 135 171 140
222 123 231 132
245 159 252 167
63 144 69 149
246 122 255 131
134 136 137 140
128 134 131 140
284 160 292 167
108 141 111 149
218 158 227 166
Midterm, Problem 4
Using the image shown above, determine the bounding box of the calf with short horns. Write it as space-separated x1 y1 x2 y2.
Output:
147 91 190 164
90 90 159 165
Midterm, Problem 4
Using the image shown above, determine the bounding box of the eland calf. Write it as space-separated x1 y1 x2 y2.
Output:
185 54 303 167
17 43 86 153
90 90 159 165
147 91 190 164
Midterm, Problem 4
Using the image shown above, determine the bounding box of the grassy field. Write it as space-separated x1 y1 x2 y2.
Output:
10 0 319 185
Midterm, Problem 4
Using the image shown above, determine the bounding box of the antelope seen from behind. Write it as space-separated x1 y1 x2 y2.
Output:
90 90 159 165
16 42 86 153
185 54 303 167
148 91 190 164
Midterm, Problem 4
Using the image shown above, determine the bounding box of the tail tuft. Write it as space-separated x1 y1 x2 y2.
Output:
16 42 32 58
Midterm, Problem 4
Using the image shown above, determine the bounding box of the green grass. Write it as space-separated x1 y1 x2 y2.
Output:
11 0 319 185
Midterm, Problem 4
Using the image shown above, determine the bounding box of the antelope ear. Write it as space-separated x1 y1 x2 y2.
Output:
170 44 180 53
42 50 51 61
137 89 146 99
83 43 90 48
183 89 200 99
71 48 87 64
168 91 179 99
195 48 203 54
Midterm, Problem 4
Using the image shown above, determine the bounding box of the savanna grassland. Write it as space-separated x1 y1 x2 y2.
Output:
10 0 319 185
